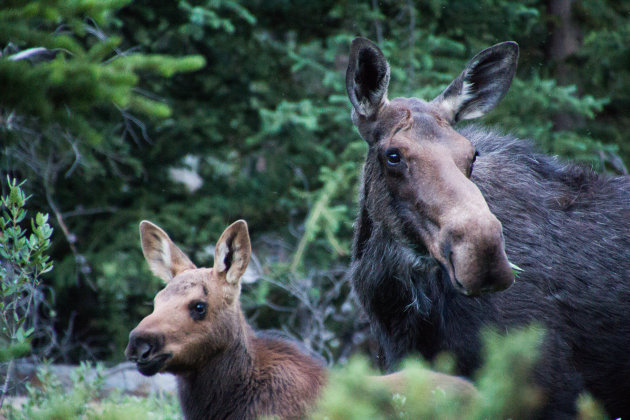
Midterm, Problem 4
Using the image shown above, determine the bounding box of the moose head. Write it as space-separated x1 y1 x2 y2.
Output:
125 220 251 375
346 38 517 295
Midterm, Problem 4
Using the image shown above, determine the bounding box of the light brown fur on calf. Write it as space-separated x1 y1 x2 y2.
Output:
126 220 326 420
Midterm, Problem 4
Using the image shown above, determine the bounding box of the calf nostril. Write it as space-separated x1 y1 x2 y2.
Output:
127 333 157 362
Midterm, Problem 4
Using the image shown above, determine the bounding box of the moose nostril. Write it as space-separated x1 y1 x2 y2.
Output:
127 333 157 362
140 342 152 359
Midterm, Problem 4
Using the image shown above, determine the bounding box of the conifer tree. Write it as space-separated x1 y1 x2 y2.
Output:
1 0 204 359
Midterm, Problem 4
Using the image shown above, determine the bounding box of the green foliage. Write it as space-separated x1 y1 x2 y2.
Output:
18 362 105 420
487 76 612 169
471 326 545 418
0 0 205 360
577 393 610 420
1 327 608 419
3 361 181 420
314 357 399 420
180 0 256 36
315 326 607 420
0 177 53 407
0 178 53 357
0 0 205 142
290 159 361 273
90 396 182 420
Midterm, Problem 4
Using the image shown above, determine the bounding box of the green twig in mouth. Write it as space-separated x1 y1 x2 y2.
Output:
509 262 524 278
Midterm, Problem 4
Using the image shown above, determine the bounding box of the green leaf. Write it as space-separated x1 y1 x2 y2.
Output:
509 262 524 278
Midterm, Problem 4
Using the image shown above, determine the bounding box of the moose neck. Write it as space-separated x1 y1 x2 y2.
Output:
175 308 326 420
176 309 256 420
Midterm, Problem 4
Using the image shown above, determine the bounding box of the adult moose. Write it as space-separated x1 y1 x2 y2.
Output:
346 37 630 418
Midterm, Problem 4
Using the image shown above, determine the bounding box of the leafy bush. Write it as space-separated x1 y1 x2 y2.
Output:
2 326 608 419
3 361 181 420
0 177 53 407
314 325 608 420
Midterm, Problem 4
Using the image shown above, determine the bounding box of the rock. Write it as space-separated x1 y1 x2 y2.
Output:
102 362 177 396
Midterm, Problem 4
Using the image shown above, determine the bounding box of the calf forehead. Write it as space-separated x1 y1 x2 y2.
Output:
156 269 212 302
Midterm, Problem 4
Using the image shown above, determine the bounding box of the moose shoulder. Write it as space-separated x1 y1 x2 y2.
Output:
346 37 630 418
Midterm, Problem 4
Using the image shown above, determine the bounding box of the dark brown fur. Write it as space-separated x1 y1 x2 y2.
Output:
346 37 630 418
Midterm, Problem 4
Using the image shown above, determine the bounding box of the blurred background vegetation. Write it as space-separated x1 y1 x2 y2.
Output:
0 0 628 416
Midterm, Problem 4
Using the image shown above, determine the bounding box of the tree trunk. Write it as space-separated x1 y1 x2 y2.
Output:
546 0 583 130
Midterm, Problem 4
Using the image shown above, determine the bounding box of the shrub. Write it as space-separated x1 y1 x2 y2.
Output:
0 177 53 408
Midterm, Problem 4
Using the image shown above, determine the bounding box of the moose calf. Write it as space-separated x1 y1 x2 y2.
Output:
125 220 326 419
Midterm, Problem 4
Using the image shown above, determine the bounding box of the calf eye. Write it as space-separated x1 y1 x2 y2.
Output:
189 301 207 321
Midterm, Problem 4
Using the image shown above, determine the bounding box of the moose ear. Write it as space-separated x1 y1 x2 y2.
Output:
433 41 519 123
346 37 390 119
213 220 251 285
139 221 196 283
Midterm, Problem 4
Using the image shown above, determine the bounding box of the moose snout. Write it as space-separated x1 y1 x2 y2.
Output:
442 214 514 296
125 330 163 363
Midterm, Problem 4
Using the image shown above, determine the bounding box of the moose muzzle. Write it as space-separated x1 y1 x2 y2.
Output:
438 212 514 296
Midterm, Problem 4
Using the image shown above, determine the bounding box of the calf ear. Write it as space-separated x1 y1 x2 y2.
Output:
213 220 251 285
433 41 519 123
139 221 196 283
346 37 390 119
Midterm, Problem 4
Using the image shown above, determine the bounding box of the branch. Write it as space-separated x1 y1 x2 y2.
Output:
0 359 14 410
43 183 95 289
371 0 383 45
61 206 117 218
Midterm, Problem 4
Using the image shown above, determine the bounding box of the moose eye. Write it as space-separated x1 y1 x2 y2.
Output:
385 148 402 166
189 301 207 321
